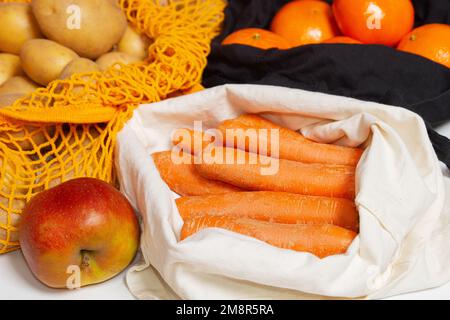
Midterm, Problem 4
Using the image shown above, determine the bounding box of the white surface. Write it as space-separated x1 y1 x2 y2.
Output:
0 251 135 300
1 122 449 300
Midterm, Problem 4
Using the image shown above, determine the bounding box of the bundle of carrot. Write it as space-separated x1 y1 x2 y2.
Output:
152 114 363 258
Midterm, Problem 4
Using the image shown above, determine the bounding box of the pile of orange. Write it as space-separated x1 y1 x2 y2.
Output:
221 0 450 68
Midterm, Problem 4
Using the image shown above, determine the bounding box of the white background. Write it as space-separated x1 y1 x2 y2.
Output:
1 122 449 300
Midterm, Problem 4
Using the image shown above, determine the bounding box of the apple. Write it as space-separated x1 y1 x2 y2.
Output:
19 178 140 289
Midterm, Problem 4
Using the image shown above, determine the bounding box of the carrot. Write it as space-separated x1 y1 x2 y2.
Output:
176 191 359 231
171 128 219 155
195 147 356 199
152 151 242 196
181 215 357 258
218 114 363 166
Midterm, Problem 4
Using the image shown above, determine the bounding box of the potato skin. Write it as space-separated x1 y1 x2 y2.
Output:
96 52 140 71
59 57 100 80
0 93 25 108
32 0 127 59
0 3 43 55
0 76 39 96
20 39 79 86
0 153 29 244
0 54 24 86
117 26 152 60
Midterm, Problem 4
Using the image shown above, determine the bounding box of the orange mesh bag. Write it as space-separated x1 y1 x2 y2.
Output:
0 0 226 254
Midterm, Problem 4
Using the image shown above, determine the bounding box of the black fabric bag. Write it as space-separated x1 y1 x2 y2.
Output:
203 0 450 167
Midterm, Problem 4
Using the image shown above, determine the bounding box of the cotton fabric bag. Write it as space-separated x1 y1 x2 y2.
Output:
116 84 450 299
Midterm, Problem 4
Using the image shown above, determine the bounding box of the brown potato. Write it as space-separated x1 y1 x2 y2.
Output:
32 0 127 59
96 52 140 71
117 26 152 60
0 93 24 108
0 105 55 151
2 125 55 152
0 196 25 247
0 76 40 96
0 153 30 247
0 54 24 86
38 126 101 189
108 0 120 6
0 3 43 55
0 91 55 152
59 57 100 80
20 39 79 86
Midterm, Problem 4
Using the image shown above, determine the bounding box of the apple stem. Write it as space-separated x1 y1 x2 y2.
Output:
81 251 90 269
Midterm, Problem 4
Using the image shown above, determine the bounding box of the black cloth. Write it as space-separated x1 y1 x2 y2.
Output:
203 0 450 167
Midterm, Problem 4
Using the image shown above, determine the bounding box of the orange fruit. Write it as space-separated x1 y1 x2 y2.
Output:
221 28 292 50
270 0 339 47
332 0 414 47
398 24 450 68
322 36 362 44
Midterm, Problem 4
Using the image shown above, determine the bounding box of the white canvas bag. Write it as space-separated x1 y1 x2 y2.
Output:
116 84 450 299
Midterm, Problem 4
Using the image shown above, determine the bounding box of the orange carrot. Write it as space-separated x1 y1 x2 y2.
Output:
218 114 363 166
171 128 219 155
181 215 357 258
176 191 359 231
195 147 356 199
152 151 242 196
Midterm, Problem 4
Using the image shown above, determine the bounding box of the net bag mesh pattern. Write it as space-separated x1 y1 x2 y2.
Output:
0 0 225 253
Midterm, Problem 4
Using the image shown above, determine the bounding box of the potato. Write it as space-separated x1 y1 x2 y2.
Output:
43 148 84 190
0 99 55 151
0 195 24 245
96 52 140 71
0 93 24 108
0 54 24 86
0 77 53 152
39 126 101 189
57 58 100 96
20 39 79 86
59 57 100 80
0 76 39 96
0 3 43 55
117 26 152 60
0 154 29 246
32 0 127 59
0 91 53 152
